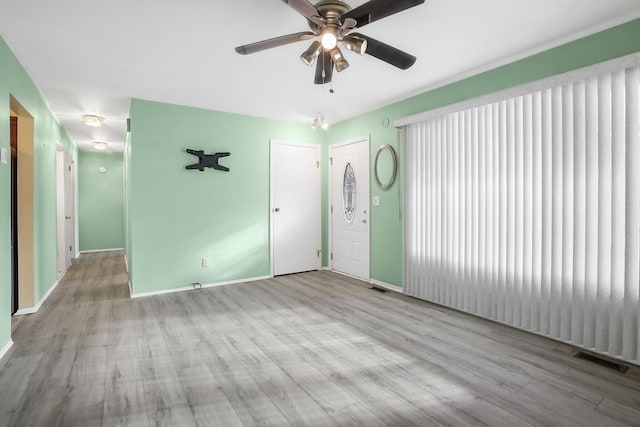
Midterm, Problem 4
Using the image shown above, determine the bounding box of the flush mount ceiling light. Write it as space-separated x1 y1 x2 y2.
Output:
235 0 424 85
82 114 105 127
311 113 329 130
94 141 108 150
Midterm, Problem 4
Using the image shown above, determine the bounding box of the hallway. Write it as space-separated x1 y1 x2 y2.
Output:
2 252 130 425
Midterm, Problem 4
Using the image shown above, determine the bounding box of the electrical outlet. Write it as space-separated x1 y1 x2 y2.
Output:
202 258 209 267
0 147 7 165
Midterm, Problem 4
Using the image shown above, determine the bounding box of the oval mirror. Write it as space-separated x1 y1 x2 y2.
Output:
374 144 397 190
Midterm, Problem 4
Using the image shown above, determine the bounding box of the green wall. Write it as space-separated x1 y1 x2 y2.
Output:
0 37 76 352
78 150 125 252
328 17 640 288
127 99 323 295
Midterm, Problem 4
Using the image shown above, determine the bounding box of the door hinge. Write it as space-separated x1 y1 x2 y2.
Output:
331 205 333 213
69 245 72 252
316 160 320 168
330 252 333 260
330 157 333 166
317 249 321 257
68 165 71 172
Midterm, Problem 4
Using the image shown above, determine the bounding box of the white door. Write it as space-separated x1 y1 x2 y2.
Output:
271 140 321 276
56 149 66 275
330 136 370 280
64 151 76 268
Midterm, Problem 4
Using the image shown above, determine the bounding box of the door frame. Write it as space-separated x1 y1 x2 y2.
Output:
56 147 65 276
269 139 321 276
66 150 77 266
10 96 35 314
328 135 370 279
56 144 77 275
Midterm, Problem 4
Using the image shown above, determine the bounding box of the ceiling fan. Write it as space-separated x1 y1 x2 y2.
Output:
235 0 425 84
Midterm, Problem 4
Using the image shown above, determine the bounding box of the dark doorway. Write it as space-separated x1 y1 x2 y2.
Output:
10 116 18 315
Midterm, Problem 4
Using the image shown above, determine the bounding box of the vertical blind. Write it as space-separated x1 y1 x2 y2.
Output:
402 56 640 364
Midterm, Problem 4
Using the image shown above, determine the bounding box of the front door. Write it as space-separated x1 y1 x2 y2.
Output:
330 136 370 280
271 140 321 276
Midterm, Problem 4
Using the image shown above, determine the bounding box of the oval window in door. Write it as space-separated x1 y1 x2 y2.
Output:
343 162 356 223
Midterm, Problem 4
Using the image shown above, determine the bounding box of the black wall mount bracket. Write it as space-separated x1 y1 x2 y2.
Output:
185 149 230 172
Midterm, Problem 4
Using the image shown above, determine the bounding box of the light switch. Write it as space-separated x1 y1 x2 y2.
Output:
373 196 380 207
1 147 7 165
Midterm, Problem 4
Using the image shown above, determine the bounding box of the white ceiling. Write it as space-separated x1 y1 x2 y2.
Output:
2 0 640 152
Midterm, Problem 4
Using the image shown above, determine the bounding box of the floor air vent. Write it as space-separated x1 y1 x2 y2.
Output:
574 351 629 373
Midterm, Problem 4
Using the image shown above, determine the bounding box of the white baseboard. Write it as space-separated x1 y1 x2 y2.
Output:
14 272 66 316
124 253 129 272
14 307 37 316
320 266 331 271
331 269 369 282
130 275 272 299
369 278 404 294
0 340 14 363
79 247 124 254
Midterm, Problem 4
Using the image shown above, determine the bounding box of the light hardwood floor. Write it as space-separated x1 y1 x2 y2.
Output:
1 251 640 426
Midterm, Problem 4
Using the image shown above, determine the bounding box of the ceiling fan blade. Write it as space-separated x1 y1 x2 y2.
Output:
281 0 324 26
314 50 333 84
352 33 416 69
342 0 425 28
235 31 315 55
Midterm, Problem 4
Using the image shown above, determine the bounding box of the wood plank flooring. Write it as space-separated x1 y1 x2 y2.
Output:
1 250 640 426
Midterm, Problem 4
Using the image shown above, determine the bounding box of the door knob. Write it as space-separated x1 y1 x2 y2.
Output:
361 219 367 224
65 216 71 220
274 208 280 212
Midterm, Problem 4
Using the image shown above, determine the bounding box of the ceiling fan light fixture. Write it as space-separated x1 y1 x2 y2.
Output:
235 0 425 85
330 47 349 72
342 35 367 55
94 141 108 150
300 40 322 66
321 28 338 50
